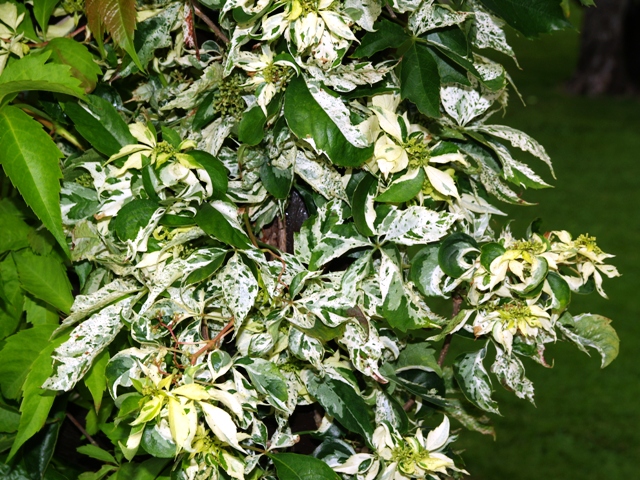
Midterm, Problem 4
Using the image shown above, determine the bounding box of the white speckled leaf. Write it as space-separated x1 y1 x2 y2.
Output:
409 3 470 36
345 0 382 31
306 79 370 148
289 327 325 368
57 279 140 331
392 0 423 14
308 61 396 92
44 299 131 391
472 124 554 177
491 345 535 404
295 150 349 202
469 4 516 61
309 223 371 270
219 253 258 325
486 140 551 189
441 83 502 126
378 206 457 245
453 345 500 414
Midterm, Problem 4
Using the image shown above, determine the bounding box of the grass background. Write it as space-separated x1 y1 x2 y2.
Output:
450 10 640 480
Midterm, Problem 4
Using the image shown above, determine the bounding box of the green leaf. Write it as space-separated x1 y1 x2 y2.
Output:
396 343 442 376
260 161 292 199
0 199 31 254
0 405 20 433
13 250 73 313
0 255 24 341
480 242 505 271
8 332 67 459
352 18 410 58
111 199 158 242
43 38 102 92
188 151 228 200
195 203 251 249
438 232 479 278
547 271 571 312
453 346 500 414
304 374 374 444
0 325 56 400
86 0 143 71
183 250 226 286
376 168 425 203
140 424 176 458
64 95 135 157
0 52 84 106
400 42 441 118
32 0 60 36
351 173 377 237
23 400 66 480
77 444 118 464
24 296 59 326
192 91 217 130
284 76 373 167
270 453 340 480
236 357 289 411
84 349 110 412
238 105 267 146
409 244 440 297
478 0 571 38
0 105 69 256
558 313 619 368
379 363 447 407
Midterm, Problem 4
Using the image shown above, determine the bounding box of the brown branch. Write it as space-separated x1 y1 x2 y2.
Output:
66 412 99 447
190 318 235 365
193 4 229 45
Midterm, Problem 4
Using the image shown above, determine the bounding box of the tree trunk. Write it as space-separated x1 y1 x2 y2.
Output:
567 0 640 95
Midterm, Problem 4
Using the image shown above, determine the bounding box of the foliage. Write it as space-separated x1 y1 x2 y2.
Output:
0 0 620 479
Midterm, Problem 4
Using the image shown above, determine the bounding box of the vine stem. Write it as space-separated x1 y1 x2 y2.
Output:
66 412 99 447
193 4 230 45
190 317 235 365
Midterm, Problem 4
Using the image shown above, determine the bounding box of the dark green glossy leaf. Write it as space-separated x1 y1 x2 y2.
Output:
189 150 228 200
379 363 446 407
376 168 425 203
64 95 135 157
0 199 31 254
304 374 374 444
438 232 479 278
111 199 158 242
352 18 410 58
480 242 505 271
478 0 571 37
184 251 226 286
260 161 292 199
430 48 471 86
400 42 441 118
270 453 340 480
77 444 118 464
284 76 373 167
236 357 288 411
238 105 267 146
141 425 176 458
195 203 251 249
547 271 571 311
23 398 66 480
192 91 217 130
351 173 377 236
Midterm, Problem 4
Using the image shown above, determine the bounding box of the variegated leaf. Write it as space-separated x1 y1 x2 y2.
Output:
219 253 258 325
453 345 500 414
44 299 131 391
378 206 458 246
491 345 535 404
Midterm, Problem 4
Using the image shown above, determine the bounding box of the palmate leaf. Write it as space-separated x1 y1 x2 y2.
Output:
85 0 143 70
0 52 85 106
43 38 102 92
0 106 69 256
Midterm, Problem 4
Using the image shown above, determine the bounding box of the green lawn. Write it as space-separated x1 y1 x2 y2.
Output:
451 18 640 480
